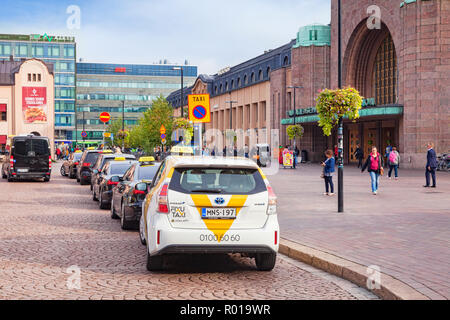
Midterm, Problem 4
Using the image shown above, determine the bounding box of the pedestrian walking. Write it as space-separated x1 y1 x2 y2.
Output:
388 147 400 179
321 150 335 196
361 146 384 195
354 144 364 168
424 142 438 188
56 147 61 160
244 144 249 158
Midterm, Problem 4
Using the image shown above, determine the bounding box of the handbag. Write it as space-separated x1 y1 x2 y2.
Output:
380 167 384 176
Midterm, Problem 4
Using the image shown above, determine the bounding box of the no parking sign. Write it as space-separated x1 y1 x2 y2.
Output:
188 94 210 123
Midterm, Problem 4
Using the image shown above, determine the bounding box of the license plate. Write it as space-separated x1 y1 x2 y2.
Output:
17 168 29 173
201 208 237 219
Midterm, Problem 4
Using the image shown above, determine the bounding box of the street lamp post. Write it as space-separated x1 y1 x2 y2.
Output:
287 85 303 149
122 100 125 151
173 67 184 118
338 0 344 212
225 96 238 156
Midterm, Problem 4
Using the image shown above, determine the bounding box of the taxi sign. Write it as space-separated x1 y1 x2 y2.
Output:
188 94 210 123
99 112 111 123
171 146 194 154
139 156 155 162
160 125 166 134
101 150 113 154
114 157 126 161
103 132 111 138
87 147 95 150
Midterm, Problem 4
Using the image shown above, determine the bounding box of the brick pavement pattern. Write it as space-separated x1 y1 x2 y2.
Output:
0 163 375 300
266 163 450 300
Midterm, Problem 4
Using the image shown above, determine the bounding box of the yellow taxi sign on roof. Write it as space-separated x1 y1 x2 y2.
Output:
102 150 113 154
139 156 155 162
87 147 96 150
114 157 126 161
171 146 194 154
75 150 82 153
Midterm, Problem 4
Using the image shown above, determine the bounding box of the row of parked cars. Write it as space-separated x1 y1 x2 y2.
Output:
61 147 280 272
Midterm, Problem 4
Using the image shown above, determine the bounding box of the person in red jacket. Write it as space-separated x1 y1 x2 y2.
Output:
361 146 384 195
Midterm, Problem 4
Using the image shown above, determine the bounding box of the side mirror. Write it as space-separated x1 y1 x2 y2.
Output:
110 175 120 183
136 182 148 193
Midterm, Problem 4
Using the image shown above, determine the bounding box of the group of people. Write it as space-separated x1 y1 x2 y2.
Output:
321 142 438 196
55 144 76 160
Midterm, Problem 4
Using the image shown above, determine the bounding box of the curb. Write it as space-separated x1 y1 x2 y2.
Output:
279 238 429 300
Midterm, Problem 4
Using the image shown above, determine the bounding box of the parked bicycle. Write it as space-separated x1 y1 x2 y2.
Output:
437 153 450 172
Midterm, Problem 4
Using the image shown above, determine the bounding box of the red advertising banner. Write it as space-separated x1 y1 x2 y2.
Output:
22 87 47 123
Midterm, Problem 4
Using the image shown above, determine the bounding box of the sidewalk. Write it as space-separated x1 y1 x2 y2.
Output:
265 163 450 300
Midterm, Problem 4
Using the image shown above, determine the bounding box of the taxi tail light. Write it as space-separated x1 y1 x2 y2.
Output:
48 155 52 169
275 231 278 245
10 156 14 169
157 184 169 213
133 189 146 195
157 230 161 245
82 162 91 167
74 162 79 165
267 185 277 215
107 180 119 186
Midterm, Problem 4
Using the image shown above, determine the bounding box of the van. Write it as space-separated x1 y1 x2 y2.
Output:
1 135 52 182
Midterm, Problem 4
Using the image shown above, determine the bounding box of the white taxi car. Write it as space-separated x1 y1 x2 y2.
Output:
139 156 279 271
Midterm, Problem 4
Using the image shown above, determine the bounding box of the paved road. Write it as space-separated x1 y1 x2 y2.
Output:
266 163 450 300
0 162 376 300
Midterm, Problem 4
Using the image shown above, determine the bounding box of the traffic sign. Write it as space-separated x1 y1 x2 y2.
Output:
103 132 111 138
188 94 210 123
160 125 166 134
99 112 110 123
81 131 88 138
161 138 166 145
160 133 166 140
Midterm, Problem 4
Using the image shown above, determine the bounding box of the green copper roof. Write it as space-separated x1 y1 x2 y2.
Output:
293 24 331 48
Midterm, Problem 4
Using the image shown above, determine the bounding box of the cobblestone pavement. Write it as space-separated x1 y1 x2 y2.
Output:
265 163 450 300
0 162 376 300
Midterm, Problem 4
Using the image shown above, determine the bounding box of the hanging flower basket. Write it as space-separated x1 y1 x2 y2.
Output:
286 124 304 140
315 87 363 136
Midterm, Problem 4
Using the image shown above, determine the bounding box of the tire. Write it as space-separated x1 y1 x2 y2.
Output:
146 246 163 271
80 178 87 186
76 176 80 183
139 215 147 245
99 190 109 210
120 202 135 230
110 198 119 219
7 174 13 182
255 252 277 271
60 166 66 176
2 170 6 179
44 177 50 182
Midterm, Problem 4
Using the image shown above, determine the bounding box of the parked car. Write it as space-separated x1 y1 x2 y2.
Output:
60 151 83 178
139 156 279 271
111 156 160 230
76 148 103 185
90 152 136 191
1 135 52 182
94 158 138 209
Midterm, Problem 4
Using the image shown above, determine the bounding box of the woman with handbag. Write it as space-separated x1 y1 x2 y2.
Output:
361 146 384 195
321 150 335 196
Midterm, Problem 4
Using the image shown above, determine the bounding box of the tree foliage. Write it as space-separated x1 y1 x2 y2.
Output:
316 87 363 136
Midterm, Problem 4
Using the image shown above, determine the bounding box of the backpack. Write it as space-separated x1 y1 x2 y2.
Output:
389 151 397 163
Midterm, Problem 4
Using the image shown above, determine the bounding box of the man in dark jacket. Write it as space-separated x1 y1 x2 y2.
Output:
354 144 364 168
424 142 438 188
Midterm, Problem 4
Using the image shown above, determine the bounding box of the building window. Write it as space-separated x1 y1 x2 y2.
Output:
309 30 318 41
251 72 255 83
0 104 6 121
33 74 36 81
266 67 271 79
231 80 234 89
373 34 397 105
244 75 248 85
225 82 228 91
28 73 31 81
18 44 28 56
237 78 241 87
38 74 41 81
258 70 263 80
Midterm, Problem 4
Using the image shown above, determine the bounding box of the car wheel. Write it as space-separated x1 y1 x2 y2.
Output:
99 190 108 209
146 245 163 271
139 215 147 245
110 198 119 219
120 202 134 230
2 171 6 179
60 166 66 176
44 177 50 182
255 252 277 271
7 174 13 182
76 176 80 182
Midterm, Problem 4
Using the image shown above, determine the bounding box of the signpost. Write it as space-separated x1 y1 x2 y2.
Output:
188 94 211 155
81 131 88 139
100 112 110 148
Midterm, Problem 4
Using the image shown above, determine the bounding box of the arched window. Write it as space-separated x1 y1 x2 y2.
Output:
215 86 218 94
373 34 397 105
237 77 241 87
266 67 271 78
231 79 234 88
258 69 263 80
219 84 223 93
283 56 289 66
225 82 228 91
244 75 248 85
251 72 255 83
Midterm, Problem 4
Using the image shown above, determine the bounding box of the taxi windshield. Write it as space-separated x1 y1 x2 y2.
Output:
109 163 133 175
170 167 266 195
138 165 159 180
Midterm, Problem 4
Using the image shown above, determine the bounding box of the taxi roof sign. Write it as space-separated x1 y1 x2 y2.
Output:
87 147 96 150
188 94 210 123
171 146 194 154
139 156 155 162
101 150 113 154
114 157 126 161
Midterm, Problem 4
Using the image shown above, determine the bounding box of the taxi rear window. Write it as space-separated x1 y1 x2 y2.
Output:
138 165 159 180
169 167 266 195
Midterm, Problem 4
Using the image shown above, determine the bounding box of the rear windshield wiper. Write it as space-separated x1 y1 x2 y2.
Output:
191 189 222 193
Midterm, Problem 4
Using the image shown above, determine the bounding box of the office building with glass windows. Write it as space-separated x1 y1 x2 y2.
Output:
76 63 197 143
0 34 76 143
